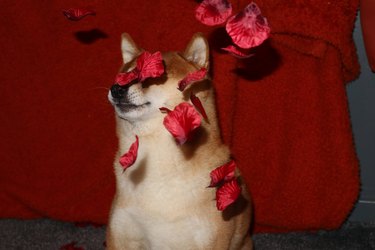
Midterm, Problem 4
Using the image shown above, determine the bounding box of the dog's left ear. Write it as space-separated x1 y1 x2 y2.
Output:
183 33 209 69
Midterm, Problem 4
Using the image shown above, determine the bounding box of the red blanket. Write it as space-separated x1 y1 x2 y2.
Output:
0 0 360 232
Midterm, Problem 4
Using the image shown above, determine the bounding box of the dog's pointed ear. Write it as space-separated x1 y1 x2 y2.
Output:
183 33 209 69
121 33 141 64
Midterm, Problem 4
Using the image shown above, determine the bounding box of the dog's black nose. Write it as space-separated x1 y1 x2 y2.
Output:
110 84 127 99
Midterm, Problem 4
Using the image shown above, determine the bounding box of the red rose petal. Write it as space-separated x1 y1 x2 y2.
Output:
62 8 96 21
216 179 241 211
115 71 138 86
114 51 164 86
190 93 208 121
119 136 139 171
136 51 165 82
163 102 202 145
195 0 232 26
226 2 270 49
208 160 236 187
221 45 254 58
178 68 207 91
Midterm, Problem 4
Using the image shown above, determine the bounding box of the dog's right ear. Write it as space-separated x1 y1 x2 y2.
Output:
121 33 141 64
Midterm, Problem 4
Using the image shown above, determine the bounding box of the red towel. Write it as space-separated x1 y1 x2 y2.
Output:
0 0 360 232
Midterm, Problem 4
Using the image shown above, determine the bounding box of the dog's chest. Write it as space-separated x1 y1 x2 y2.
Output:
117 138 214 208
114 151 219 248
119 157 213 214
112 204 217 249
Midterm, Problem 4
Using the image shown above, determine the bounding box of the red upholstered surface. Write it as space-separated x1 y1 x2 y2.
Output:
0 0 360 232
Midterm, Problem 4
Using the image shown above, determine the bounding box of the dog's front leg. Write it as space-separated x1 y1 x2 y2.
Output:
106 207 149 250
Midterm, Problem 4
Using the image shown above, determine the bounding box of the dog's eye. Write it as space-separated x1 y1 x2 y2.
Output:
142 74 167 88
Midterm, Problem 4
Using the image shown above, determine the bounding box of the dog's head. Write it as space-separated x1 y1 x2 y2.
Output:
108 33 211 125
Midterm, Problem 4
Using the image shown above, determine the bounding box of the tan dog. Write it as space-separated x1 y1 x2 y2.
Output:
107 33 252 250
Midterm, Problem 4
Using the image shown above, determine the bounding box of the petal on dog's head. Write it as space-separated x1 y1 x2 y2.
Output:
190 93 208 121
178 68 207 91
136 51 165 82
195 0 232 26
208 160 236 187
119 136 139 171
62 8 96 21
216 179 241 211
163 103 202 145
226 2 270 49
115 71 138 86
221 45 254 59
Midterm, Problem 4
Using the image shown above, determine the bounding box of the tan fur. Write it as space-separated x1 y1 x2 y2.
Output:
107 33 252 250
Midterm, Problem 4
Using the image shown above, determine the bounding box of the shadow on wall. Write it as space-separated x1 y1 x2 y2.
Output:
208 27 281 81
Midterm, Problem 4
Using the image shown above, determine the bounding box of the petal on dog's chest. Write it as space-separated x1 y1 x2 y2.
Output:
162 103 201 145
119 136 139 171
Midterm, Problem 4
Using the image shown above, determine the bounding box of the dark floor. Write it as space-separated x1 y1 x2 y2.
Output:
0 219 374 250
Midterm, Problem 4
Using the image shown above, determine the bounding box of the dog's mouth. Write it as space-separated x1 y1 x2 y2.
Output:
108 83 151 113
114 101 151 112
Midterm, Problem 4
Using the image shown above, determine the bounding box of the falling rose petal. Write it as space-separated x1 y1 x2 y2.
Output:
163 102 201 145
226 2 270 49
222 45 254 58
115 71 138 86
195 0 232 26
62 8 96 21
216 179 241 211
208 160 236 187
136 51 165 82
119 136 139 171
190 93 208 120
178 68 207 91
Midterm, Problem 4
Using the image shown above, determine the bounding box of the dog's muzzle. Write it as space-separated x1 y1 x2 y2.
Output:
110 84 128 99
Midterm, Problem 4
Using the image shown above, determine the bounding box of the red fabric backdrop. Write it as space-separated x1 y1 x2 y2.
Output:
0 0 360 232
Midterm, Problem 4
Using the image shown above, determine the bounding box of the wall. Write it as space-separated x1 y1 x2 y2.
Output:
348 14 375 221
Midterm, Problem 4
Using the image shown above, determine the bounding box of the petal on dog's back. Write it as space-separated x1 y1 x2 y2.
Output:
195 0 232 26
119 136 139 171
216 179 241 211
208 160 236 187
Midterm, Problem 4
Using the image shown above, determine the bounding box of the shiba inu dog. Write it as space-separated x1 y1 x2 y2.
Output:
107 33 252 250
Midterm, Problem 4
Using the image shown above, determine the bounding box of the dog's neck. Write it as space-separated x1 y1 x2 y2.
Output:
115 108 227 168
